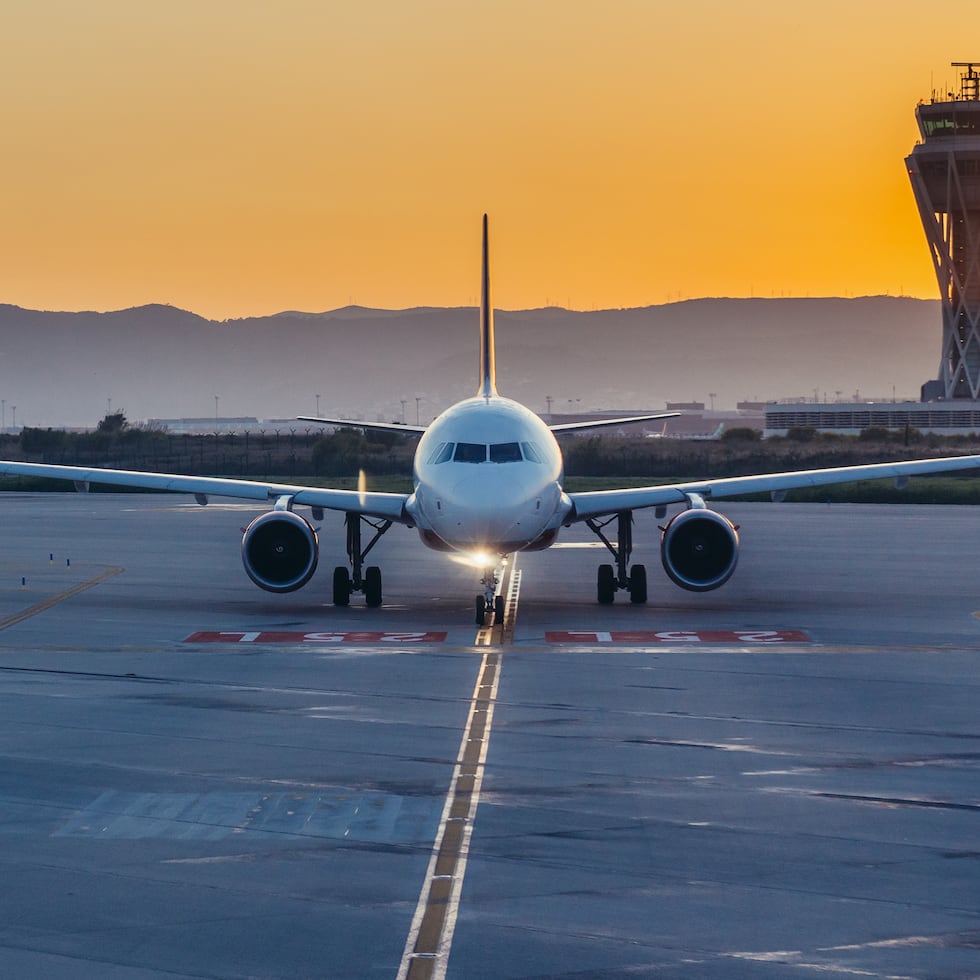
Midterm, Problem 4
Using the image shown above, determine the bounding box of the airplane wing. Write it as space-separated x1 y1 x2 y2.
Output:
300 412 684 435
566 454 980 521
298 416 427 435
549 412 680 433
0 461 411 523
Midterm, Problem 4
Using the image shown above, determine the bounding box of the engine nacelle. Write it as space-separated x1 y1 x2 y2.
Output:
660 508 739 592
241 511 319 593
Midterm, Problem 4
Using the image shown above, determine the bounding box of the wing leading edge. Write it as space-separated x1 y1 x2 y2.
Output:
549 412 680 433
566 454 980 522
297 416 427 435
299 410 681 436
0 461 411 523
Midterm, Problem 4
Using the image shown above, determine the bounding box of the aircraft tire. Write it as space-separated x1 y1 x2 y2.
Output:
333 566 351 606
364 566 383 607
597 564 616 604
629 564 648 604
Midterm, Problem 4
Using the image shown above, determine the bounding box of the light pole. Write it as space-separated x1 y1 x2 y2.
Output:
214 395 219 421
316 393 321 417
415 396 422 426
709 392 716 412
400 399 407 425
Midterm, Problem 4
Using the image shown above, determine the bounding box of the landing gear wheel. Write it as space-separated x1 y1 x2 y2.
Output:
333 566 351 606
475 594 487 625
364 566 383 608
629 564 648 604
597 564 616 604
494 595 504 624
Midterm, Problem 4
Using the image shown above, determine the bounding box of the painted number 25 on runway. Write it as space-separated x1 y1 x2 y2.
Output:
545 630 810 644
185 631 448 644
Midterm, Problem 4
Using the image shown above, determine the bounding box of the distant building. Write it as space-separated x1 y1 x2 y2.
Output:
765 400 980 436
907 62 980 400
767 64 980 436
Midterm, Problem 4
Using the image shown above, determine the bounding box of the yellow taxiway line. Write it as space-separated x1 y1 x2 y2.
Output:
0 565 124 631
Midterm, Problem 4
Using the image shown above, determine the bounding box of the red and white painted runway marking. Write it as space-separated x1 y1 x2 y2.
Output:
185 631 448 644
546 629 810 644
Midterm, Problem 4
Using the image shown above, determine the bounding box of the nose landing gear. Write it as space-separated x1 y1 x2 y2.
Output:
475 563 505 625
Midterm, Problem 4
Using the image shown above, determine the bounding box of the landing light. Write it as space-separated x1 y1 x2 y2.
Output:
469 549 496 568
452 549 497 569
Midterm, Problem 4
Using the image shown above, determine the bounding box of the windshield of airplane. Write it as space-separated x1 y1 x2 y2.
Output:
426 441 546 464
520 441 544 462
454 442 487 463
489 442 522 462
427 442 456 464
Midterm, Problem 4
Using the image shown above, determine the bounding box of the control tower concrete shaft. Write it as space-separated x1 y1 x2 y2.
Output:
907 63 980 400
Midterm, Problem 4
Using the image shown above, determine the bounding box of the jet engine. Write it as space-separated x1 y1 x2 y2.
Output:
660 508 739 592
241 511 319 593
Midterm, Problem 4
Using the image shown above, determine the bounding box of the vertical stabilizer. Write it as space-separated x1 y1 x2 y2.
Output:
479 214 498 397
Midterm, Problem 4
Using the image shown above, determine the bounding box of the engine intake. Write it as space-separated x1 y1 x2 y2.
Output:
241 511 319 593
660 508 739 592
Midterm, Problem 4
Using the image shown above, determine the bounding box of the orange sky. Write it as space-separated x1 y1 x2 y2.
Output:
2 1 979 319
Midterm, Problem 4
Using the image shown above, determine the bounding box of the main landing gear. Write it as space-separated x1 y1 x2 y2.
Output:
475 563 505 626
586 510 647 605
333 513 392 608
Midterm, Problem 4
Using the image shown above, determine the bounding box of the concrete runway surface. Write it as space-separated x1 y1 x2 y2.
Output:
0 493 977 979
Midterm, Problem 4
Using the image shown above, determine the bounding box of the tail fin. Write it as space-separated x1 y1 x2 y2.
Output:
479 214 498 397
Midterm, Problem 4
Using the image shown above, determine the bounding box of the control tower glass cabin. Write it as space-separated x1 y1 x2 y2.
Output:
906 63 980 400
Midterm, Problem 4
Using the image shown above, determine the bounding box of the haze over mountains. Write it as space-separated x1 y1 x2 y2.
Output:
0 297 941 429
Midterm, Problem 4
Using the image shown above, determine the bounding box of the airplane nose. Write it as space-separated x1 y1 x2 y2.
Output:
436 471 548 549
450 474 523 542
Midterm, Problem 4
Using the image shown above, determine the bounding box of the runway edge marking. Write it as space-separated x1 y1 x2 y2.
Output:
0 565 124 632
397 649 502 980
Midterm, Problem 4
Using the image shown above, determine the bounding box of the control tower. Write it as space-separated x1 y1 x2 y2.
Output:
906 62 980 400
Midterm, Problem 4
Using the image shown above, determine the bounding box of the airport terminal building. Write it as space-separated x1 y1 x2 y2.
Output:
764 400 980 436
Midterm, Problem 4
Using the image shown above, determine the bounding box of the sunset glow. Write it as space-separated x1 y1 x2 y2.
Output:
2 1 978 319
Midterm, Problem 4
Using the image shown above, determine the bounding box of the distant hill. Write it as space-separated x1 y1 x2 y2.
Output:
0 297 942 428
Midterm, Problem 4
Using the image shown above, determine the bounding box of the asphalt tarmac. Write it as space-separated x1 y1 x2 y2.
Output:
0 493 977 979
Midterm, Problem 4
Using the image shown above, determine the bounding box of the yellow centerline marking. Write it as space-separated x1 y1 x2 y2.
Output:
475 559 521 647
397 646 503 979
0 565 124 631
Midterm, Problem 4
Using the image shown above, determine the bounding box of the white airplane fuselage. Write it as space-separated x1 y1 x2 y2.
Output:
407 395 570 555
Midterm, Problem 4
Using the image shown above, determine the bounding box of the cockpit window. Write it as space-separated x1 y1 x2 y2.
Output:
453 442 487 463
489 442 522 463
434 441 543 464
520 441 544 463
428 442 455 464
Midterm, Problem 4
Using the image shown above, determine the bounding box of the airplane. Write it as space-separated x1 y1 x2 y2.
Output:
691 422 726 440
646 422 725 440
1 214 979 626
